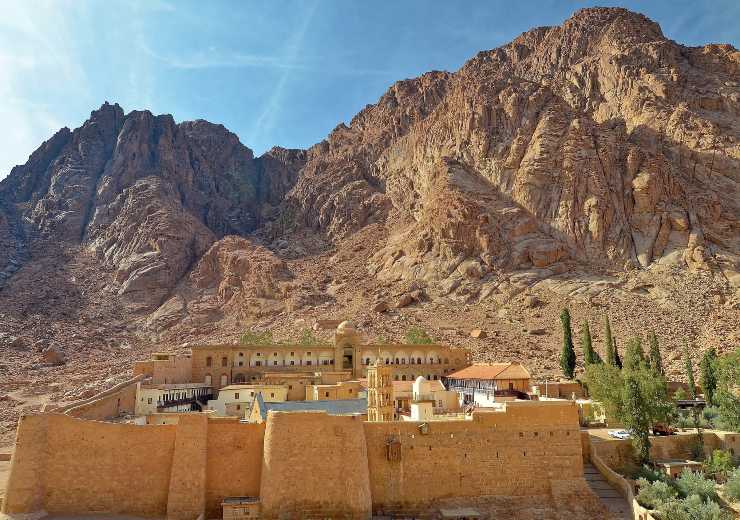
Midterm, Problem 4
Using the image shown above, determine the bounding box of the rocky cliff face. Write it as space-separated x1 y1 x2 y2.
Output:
0 7 738 445
286 8 739 297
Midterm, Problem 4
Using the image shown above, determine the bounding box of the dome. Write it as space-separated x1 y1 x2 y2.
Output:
413 375 428 397
336 321 357 334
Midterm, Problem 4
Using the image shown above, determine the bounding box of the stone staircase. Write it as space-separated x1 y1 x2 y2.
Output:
584 463 631 520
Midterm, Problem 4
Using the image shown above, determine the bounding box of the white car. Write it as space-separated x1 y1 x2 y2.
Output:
608 429 631 440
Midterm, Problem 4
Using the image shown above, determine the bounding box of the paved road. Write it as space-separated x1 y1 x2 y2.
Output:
584 462 631 520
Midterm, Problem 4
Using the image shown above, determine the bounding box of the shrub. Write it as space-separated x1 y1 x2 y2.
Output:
240 330 275 345
656 496 731 520
674 470 717 501
298 328 324 346
636 478 677 509
673 387 688 401
633 464 669 483
404 327 433 345
704 449 734 482
725 468 740 501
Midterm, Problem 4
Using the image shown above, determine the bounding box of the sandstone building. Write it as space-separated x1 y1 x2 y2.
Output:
190 321 470 391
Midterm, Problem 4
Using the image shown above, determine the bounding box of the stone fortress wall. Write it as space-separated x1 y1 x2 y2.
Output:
2 401 586 519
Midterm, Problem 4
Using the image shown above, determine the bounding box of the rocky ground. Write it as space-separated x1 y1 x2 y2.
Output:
0 7 738 447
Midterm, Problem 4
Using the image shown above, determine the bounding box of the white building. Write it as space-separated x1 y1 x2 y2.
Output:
206 384 288 416
135 382 212 416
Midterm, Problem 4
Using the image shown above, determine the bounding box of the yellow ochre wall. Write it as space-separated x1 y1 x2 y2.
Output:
3 401 586 519
365 401 582 513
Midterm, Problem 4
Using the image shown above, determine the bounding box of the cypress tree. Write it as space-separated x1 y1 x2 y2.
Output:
699 348 718 406
685 347 697 399
684 345 704 454
604 315 615 365
648 331 664 375
624 337 645 372
622 375 651 464
612 337 622 369
581 320 600 365
560 308 576 380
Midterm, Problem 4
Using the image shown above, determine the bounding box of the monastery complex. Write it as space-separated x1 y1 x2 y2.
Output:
1 322 738 520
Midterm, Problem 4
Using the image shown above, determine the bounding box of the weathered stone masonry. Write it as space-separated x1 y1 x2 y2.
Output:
2 401 585 519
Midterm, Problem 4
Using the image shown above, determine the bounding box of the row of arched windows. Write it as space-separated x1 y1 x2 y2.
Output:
363 357 448 365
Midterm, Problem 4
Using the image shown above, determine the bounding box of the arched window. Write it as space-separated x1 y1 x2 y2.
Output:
394 375 399 381
204 374 212 385
220 374 228 387
221 357 228 367
206 356 212 367
410 358 415 364
385 358 390 365
402 375 407 381
417 357 422 364
395 358 399 364
365 357 370 365
401 358 406 364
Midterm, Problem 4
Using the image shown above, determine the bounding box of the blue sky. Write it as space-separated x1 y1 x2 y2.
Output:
1 1 738 179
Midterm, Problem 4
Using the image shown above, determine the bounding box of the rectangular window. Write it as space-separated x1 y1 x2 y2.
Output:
235 393 240 399
256 361 261 367
270 393 275 398
290 360 295 366
306 360 312 365
148 398 152 404
273 361 278 366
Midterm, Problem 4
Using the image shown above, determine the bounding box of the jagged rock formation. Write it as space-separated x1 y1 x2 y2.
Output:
0 7 738 445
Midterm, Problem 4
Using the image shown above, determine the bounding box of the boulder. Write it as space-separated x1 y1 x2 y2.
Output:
40 348 66 366
395 294 415 308
470 329 487 339
373 301 389 313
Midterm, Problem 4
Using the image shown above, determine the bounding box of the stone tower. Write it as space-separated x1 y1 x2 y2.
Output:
367 360 394 421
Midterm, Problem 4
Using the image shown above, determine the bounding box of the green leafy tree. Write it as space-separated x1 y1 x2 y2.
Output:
648 331 664 375
583 363 624 421
624 336 646 372
612 337 622 369
559 308 576 379
404 327 433 345
623 375 652 464
699 348 718 406
584 362 674 451
581 320 601 365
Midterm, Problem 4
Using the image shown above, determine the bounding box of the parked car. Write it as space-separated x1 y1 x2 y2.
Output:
652 423 676 436
608 429 631 440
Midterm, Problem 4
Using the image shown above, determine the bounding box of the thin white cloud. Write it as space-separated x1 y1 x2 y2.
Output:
0 1 90 179
246 1 319 145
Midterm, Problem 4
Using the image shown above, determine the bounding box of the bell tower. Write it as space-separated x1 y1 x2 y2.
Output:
367 360 394 422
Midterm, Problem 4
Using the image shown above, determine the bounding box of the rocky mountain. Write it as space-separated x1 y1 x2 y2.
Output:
0 7 737 445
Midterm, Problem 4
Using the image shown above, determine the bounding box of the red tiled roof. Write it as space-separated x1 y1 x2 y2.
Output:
446 363 530 381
